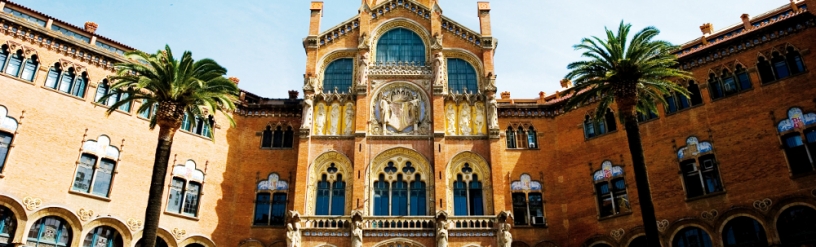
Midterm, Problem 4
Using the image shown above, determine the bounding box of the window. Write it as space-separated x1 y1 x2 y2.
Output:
510 174 545 226
758 56 776 84
27 216 72 247
20 55 38 82
0 206 16 247
261 126 273 148
776 206 816 245
82 226 123 247
45 64 87 98
260 125 294 149
3 7 47 26
166 160 205 217
95 80 131 112
51 25 91 43
709 68 751 100
776 107 816 175
138 102 156 119
44 63 61 89
273 126 283 147
636 109 658 122
453 163 484 216
323 58 353 93
254 173 289 226
0 105 19 174
786 47 805 75
4 50 22 77
584 109 616 139
592 161 630 217
0 46 7 71
373 162 426 216
71 135 120 197
526 127 538 148
95 41 125 56
676 137 723 198
771 52 790 80
181 113 212 138
672 227 713 247
722 217 768 247
315 163 346 216
376 28 425 64
507 125 536 150
506 127 517 148
447 58 477 94
735 65 752 91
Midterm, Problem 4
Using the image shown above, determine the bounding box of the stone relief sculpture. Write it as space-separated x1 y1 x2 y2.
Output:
357 52 370 86
459 103 472 135
314 103 326 135
474 103 485 135
301 96 313 129
344 103 354 135
371 84 429 135
329 104 340 135
351 221 363 247
498 223 512 247
286 223 301 247
358 32 370 49
436 220 449 247
431 33 443 50
488 97 499 129
446 104 456 135
432 52 446 87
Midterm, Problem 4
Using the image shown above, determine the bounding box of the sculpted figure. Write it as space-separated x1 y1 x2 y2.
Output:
357 52 370 86
358 32 370 49
446 104 456 135
379 93 390 123
286 223 300 247
314 103 326 135
436 220 449 247
459 103 472 135
488 97 499 129
474 103 485 135
301 96 313 129
344 104 354 135
432 52 445 86
499 223 512 247
329 104 340 135
351 221 363 247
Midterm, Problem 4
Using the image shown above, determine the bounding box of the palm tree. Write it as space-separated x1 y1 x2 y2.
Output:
99 45 239 247
564 21 692 246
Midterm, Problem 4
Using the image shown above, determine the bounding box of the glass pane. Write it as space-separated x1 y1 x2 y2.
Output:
272 127 283 148
270 193 287 226
45 67 60 89
709 80 723 99
447 59 477 94
261 129 273 148
511 193 527 225
72 154 96 193
0 133 12 171
117 93 130 112
453 180 468 216
28 217 72 247
4 52 22 76
182 182 201 217
375 28 425 64
672 227 713 247
21 58 37 81
95 83 108 104
737 72 752 90
596 183 613 217
253 193 271 225
665 95 677 113
283 128 294 148
315 180 330 215
678 95 691 110
409 180 426 216
373 180 390 216
82 226 121 247
91 159 115 197
774 59 790 79
330 181 345 216
469 181 484 215
0 205 16 245
166 179 184 213
722 76 737 94
58 70 74 94
391 180 407 216
528 193 544 217
322 58 353 93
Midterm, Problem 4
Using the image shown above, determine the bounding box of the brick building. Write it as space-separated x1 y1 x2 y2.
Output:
0 0 815 247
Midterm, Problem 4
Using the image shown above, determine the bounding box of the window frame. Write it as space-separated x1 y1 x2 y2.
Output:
584 109 617 140
70 136 120 199
27 216 72 247
315 163 347 216
676 137 725 200
452 164 486 216
81 226 123 247
510 174 546 227
165 160 205 219
776 107 816 177
253 173 289 227
592 162 631 219
372 161 428 216
322 58 354 93
0 105 19 175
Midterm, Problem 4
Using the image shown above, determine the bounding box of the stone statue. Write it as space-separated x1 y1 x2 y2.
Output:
431 33 443 50
286 223 301 247
344 104 354 135
314 103 326 135
474 103 485 135
488 97 499 129
357 52 370 86
432 52 445 86
301 96 313 129
358 32 370 49
499 223 512 247
379 92 390 123
436 220 449 247
329 104 340 135
446 104 456 135
459 103 472 135
351 221 363 247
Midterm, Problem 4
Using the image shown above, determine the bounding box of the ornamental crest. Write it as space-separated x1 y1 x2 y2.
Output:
371 83 430 135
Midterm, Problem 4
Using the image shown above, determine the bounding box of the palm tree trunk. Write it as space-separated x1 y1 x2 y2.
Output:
620 110 661 246
141 126 176 247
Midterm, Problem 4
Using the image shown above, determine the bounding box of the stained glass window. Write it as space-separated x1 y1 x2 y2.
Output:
376 28 425 64
82 226 123 247
27 217 72 247
323 58 353 93
447 58 477 94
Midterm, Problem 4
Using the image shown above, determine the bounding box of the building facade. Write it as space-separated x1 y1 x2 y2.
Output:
0 0 815 247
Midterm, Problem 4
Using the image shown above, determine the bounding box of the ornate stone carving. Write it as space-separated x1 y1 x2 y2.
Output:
358 32 370 49
357 52 370 86
172 228 186 240
610 228 625 241
368 62 432 77
753 198 773 212
436 220 449 247
314 103 326 135
344 103 355 135
488 97 499 129
431 33 443 50
432 52 446 87
307 152 353 215
498 223 512 247
303 76 317 91
286 223 301 247
78 208 94 221
474 103 486 135
329 103 341 135
701 209 718 221
657 219 670 232
126 218 143 231
459 103 472 135
445 104 456 135
370 84 430 136
301 95 313 130
351 221 363 247
22 196 42 211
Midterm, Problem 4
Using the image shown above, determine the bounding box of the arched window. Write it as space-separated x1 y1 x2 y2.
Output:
677 137 722 198
786 46 805 75
376 28 425 64
391 174 408 216
21 55 38 82
583 116 596 138
373 174 390 216
254 173 289 226
27 216 72 247
409 174 426 216
515 127 527 149
604 109 616 132
720 69 738 96
167 160 205 217
0 45 8 70
722 217 768 247
708 73 724 100
72 72 88 99
506 127 517 148
447 58 477 94
180 113 212 138
584 109 616 139
592 161 630 217
627 236 646 247
4 50 23 77
526 127 538 149
0 206 16 247
82 226 123 247
776 107 816 175
316 164 345 216
757 56 776 84
510 174 545 226
373 161 426 216
453 163 484 216
688 81 704 106
135 238 169 247
0 105 19 174
776 206 816 245
58 68 75 95
283 126 294 148
72 135 120 197
323 58 353 93
261 126 273 148
94 79 130 112
272 126 283 147
44 63 61 89
771 51 790 80
672 227 713 247
735 65 752 91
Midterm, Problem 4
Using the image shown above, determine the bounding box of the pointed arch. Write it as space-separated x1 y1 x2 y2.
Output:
446 151 492 215
366 147 434 216
307 151 353 215
370 18 432 63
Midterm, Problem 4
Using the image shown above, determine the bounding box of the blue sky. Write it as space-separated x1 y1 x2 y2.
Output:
16 0 789 99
